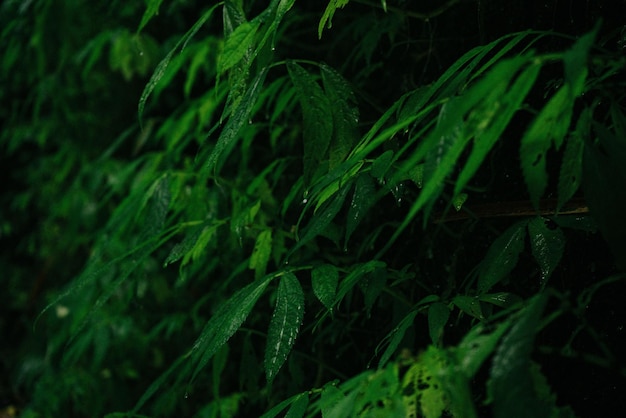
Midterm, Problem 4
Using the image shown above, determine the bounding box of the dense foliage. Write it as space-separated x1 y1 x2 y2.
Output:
2 0 626 417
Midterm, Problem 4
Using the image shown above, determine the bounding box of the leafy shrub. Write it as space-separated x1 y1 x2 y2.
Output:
2 0 626 417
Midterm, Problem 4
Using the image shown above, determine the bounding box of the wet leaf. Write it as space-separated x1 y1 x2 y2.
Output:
265 273 304 383
345 173 376 245
218 20 261 74
528 217 565 288
321 63 359 170
311 264 339 310
478 221 527 294
190 276 272 382
287 61 333 186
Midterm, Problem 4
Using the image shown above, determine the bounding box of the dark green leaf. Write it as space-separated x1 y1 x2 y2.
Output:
205 67 268 175
583 122 626 271
321 63 359 170
527 217 565 287
287 61 333 186
521 86 574 208
377 310 418 368
191 275 272 382
428 302 450 347
557 107 590 211
453 295 483 320
290 183 350 255
138 4 219 124
345 173 376 245
311 264 339 310
285 392 309 418
478 221 527 294
487 293 551 418
265 273 305 383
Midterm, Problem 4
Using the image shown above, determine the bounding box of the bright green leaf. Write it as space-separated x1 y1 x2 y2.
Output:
138 0 164 33
318 0 350 39
250 229 273 280
218 20 261 74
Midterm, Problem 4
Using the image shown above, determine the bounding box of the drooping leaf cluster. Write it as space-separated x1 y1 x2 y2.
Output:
3 0 626 417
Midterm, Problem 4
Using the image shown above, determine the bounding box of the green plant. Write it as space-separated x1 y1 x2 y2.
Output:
3 0 626 417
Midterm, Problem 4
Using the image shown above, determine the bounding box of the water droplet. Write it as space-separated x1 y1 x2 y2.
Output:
302 198 308 204
184 392 189 399
139 51 144 56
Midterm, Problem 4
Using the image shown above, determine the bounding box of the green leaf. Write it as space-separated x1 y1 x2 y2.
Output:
138 0 164 33
520 85 574 208
190 275 272 382
250 229 273 280
456 320 512 378
321 63 359 170
285 392 309 418
455 60 540 196
290 183 350 255
452 295 483 320
582 122 626 271
218 20 261 74
318 0 350 39
205 67 268 175
377 310 418 368
345 173 376 245
477 221 527 294
562 25 597 96
527 217 565 288
370 150 394 180
428 302 450 347
334 260 386 307
265 273 305 383
138 4 219 124
360 267 387 315
260 392 309 418
287 61 333 186
487 293 551 418
557 106 590 211
311 264 339 311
